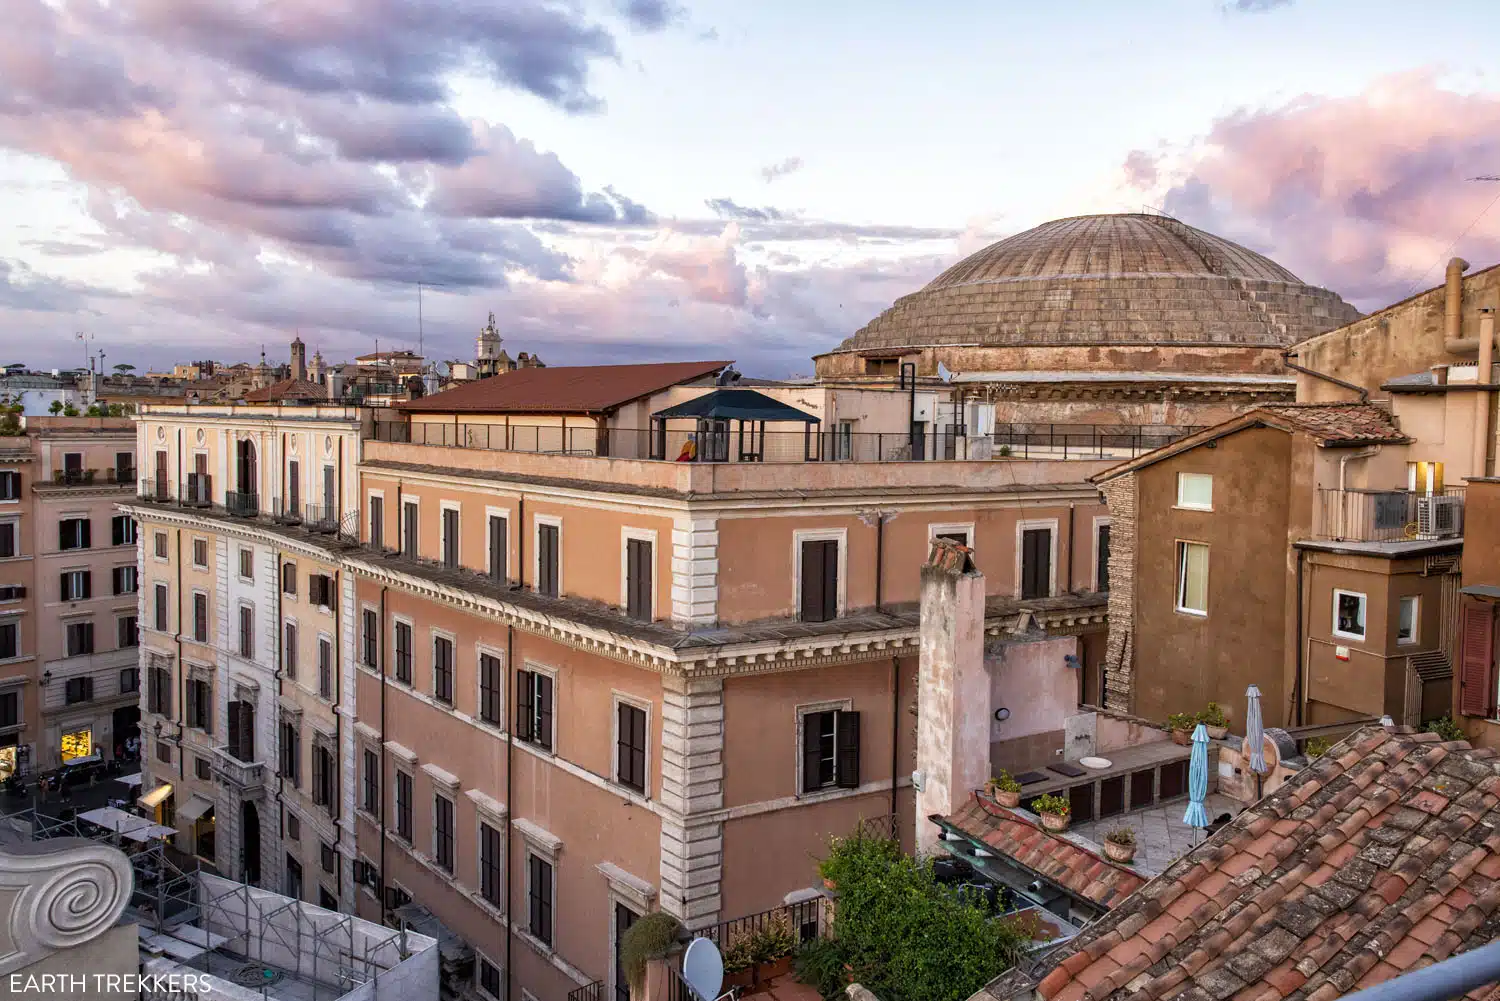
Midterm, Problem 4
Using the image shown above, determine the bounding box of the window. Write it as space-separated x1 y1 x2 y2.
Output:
1096 523 1112 592
836 420 855 461
196 757 212 780
478 957 503 1001
282 563 297 595
617 701 647 794
148 666 172 715
0 690 15 726
153 531 167 559
65 676 94 704
402 501 419 558
239 605 255 658
286 856 304 901
239 548 254 581
1334 590 1367 641
120 667 139 693
192 538 208 568
433 636 453 704
362 609 378 668
0 471 19 500
287 813 300 840
192 593 208 642
287 460 301 514
626 538 652 621
394 621 412 684
317 637 333 699
156 741 171 764
59 518 91 551
434 794 454 872
0 621 17 660
321 841 337 874
309 573 332 609
284 622 298 678
536 522 560 597
1177 472 1214 511
1398 596 1420 645
60 569 91 601
515 669 554 752
528 854 554 946
63 452 82 478
319 887 338 911
1020 527 1053 600
0 584 21 602
480 822 503 906
279 720 300 785
312 743 336 810
117 615 138 649
395 771 413 841
479 653 503 725
488 514 507 581
112 565 137 595
799 538 839 623
65 620 94 657
227 700 255 761
0 521 15 558
153 583 169 632
1176 542 1209 615
186 678 211 731
369 496 383 550
442 507 459 568
115 451 133 481
362 749 379 814
801 708 860 793
111 515 136 546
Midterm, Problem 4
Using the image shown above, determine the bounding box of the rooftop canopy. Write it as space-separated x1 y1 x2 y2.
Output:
651 388 820 424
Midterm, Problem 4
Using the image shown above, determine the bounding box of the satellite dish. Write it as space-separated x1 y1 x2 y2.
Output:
682 938 724 1001
936 361 953 383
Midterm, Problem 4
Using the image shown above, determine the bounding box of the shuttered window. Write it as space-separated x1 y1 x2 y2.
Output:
227 701 254 761
1096 524 1111 592
1021 528 1052 600
280 721 300 784
434 795 454 872
58 518 90 551
433 636 453 704
537 523 560 597
362 749 379 814
480 822 503 905
60 570 91 601
1460 603 1496 718
479 653 503 724
800 709 860 793
488 515 507 580
617 701 647 793
394 621 412 683
193 593 208 642
238 605 254 658
362 609 378 667
515 669 554 752
395 771 413 841
442 508 459 568
154 583 169 631
284 622 298 678
402 502 419 558
368 496 383 550
65 621 94 657
626 538 652 621
318 638 333 699
528 854 554 946
799 539 838 623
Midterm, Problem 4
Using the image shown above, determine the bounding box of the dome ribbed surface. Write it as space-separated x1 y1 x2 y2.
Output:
838 213 1361 352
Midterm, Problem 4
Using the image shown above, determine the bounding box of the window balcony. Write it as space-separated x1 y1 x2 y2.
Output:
225 491 259 518
1314 487 1465 543
213 745 267 798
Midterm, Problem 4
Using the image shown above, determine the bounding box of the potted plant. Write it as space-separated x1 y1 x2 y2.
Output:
990 771 1022 808
1032 793 1071 832
619 911 683 996
722 938 755 990
1167 713 1196 746
1103 826 1137 864
1198 702 1229 740
747 919 798 984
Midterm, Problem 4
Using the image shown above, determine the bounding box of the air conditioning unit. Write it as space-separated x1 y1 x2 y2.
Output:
1417 495 1463 539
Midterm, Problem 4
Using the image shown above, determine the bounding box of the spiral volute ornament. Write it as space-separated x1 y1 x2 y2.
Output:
0 839 134 975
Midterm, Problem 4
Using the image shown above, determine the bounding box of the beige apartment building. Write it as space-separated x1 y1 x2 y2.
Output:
126 351 1134 1001
0 417 136 781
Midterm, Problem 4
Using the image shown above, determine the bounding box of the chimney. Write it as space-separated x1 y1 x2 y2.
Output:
915 538 990 854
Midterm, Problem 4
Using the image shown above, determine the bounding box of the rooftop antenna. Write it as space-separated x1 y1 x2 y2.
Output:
417 281 449 373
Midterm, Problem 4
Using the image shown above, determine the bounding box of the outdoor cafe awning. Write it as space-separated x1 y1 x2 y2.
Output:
651 389 820 424
177 795 214 823
138 782 173 810
79 806 176 842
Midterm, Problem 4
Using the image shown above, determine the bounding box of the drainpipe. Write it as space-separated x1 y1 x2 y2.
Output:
890 656 900 825
511 495 525 590
175 527 185 782
504 623 515 1001
1293 548 1306 727
1473 308 1495 477
377 586 388 926
1336 446 1381 540
874 516 885 613
1065 503 1075 593
1443 258 1475 353
1282 351 1369 403
275 556 285 840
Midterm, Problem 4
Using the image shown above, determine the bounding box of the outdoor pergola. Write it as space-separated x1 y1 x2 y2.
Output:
650 389 821 462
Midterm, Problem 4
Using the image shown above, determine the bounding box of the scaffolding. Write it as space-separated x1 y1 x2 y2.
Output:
2 804 437 1001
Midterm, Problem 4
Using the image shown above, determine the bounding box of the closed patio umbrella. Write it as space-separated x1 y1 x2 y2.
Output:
1246 684 1267 775
1183 723 1211 831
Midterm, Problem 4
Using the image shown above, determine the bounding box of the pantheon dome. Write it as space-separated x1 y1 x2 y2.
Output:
813 213 1363 428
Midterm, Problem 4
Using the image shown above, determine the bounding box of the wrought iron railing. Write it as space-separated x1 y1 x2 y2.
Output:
700 897 823 950
139 478 175 503
225 491 259 517
303 503 341 534
182 473 212 507
132 483 361 545
1314 487 1465 543
568 981 605 1001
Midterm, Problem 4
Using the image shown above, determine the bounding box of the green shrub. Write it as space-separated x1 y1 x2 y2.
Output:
1197 702 1228 728
1305 736 1332 758
747 919 797 964
1030 794 1070 817
1105 826 1135 846
1167 712 1196 732
794 938 847 1001
722 938 754 974
990 771 1021 794
1425 715 1465 742
619 911 681 990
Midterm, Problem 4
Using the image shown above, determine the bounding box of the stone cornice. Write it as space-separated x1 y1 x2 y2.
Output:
120 502 344 564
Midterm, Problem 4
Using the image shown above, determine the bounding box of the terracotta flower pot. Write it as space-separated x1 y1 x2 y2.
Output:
822 877 835 890
1040 811 1070 833
725 968 755 990
1206 725 1229 740
1103 840 1136 863
1171 729 1191 746
995 789 1021 808
759 956 794 982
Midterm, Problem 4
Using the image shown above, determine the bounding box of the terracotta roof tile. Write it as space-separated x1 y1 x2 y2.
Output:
241 377 327 403
976 729 1500 1001
395 360 730 414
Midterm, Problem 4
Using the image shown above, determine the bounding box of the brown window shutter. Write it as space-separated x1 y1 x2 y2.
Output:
538 673 554 751
822 541 839 620
801 541 826 622
802 712 823 791
836 711 861 788
1460 603 1496 717
516 670 534 742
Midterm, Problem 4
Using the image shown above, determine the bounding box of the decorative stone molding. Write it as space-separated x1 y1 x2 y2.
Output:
1098 473 1136 713
658 675 724 929
671 518 719 625
0 838 133 976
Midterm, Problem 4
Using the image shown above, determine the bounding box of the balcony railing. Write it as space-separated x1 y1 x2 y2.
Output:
225 491 259 518
303 503 341 534
132 482 362 545
213 745 266 795
139 478 174 503
54 468 96 485
568 982 604 1001
1314 487 1466 543
366 420 1204 463
182 473 212 507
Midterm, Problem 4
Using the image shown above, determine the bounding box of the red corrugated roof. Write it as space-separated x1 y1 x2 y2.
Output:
397 360 731 414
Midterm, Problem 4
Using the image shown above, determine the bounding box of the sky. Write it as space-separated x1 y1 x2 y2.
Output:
2 0 1500 377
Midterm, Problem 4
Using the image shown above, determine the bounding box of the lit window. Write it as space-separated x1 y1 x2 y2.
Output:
1333 590 1367 641
1398 596 1419 645
1176 542 1209 615
1176 473 1213 511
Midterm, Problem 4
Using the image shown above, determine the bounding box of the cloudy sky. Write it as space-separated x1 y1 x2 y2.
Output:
3 0 1500 376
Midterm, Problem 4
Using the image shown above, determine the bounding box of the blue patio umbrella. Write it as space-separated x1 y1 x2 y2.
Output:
1183 723 1211 830
1246 684 1267 775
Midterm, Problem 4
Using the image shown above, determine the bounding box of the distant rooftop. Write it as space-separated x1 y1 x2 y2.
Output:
397 359 730 414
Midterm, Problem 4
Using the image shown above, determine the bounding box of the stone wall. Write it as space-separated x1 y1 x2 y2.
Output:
1098 473 1136 713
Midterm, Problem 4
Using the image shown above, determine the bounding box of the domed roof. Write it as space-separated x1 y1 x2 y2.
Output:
836 213 1361 354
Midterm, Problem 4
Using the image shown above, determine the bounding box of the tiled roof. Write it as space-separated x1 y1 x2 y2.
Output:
241 378 327 403
980 727 1500 1001
945 795 1148 910
1253 402 1408 445
397 360 730 414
